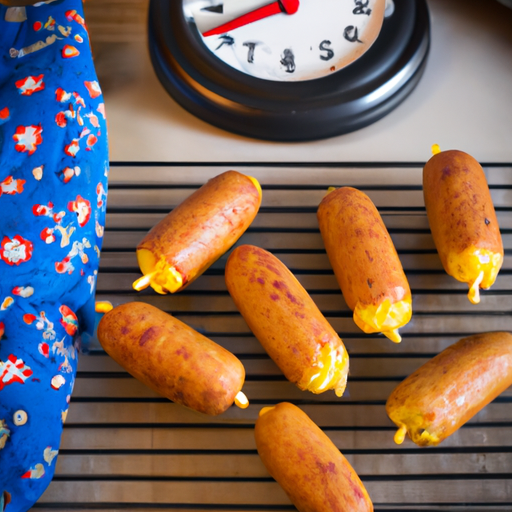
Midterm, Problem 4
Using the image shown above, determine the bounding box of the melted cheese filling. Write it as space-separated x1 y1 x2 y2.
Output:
445 246 502 304
133 250 183 294
393 420 441 447
353 297 412 343
132 175 261 295
301 343 349 397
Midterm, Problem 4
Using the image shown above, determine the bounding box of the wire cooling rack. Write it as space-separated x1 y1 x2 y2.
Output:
34 161 512 511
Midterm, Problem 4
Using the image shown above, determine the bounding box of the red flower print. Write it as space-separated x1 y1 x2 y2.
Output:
73 93 86 108
65 9 77 20
59 305 78 336
38 342 50 358
21 464 45 479
0 322 4 339
0 235 33 265
33 21 42 31
55 256 72 274
41 227 56 244
23 314 37 325
13 125 43 155
53 211 65 223
32 202 54 216
0 176 25 196
15 75 45 96
55 112 67 128
84 80 102 99
55 88 71 102
56 88 85 108
86 134 98 150
62 45 80 59
12 286 34 298
58 166 80 184
67 195 91 227
55 87 85 114
0 107 9 125
65 9 86 29
64 139 80 157
0 354 33 390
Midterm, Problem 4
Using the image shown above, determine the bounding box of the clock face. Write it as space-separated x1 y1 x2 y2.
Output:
148 0 430 141
183 0 386 82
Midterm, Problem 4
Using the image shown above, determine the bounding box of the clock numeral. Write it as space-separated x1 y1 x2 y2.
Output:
344 26 363 43
280 48 296 73
353 0 372 15
243 42 258 64
215 35 234 51
319 40 334 61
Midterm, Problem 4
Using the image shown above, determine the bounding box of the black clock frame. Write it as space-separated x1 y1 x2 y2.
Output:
148 0 431 142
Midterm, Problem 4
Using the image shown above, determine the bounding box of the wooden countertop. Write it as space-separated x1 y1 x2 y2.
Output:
84 0 512 163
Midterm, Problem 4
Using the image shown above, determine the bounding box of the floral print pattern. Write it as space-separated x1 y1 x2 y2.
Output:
0 236 34 266
0 1 108 510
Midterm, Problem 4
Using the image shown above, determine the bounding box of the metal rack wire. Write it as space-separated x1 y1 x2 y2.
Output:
34 162 512 511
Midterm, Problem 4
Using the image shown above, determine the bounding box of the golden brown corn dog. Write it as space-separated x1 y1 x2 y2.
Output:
423 148 503 304
317 186 412 343
133 170 262 294
255 402 373 512
387 331 512 446
97 302 248 415
225 245 348 397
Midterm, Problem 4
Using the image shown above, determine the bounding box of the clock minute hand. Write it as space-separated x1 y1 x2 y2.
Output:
202 0 299 37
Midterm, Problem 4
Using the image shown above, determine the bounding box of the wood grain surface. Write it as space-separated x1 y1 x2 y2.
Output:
84 0 148 42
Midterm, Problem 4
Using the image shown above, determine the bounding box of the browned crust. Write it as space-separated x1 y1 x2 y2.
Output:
255 403 373 512
317 187 410 311
423 150 503 269
225 245 344 388
97 302 245 416
386 332 512 446
137 171 261 289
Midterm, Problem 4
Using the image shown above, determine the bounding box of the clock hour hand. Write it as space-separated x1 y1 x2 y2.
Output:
202 0 299 37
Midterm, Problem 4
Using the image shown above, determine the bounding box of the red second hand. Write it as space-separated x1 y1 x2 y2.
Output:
202 0 299 37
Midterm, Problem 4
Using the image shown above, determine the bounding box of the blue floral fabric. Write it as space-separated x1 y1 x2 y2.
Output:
0 1 108 510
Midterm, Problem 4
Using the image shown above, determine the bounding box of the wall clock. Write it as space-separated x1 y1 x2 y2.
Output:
148 0 430 142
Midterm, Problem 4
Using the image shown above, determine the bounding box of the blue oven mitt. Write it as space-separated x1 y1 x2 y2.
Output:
0 1 108 510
